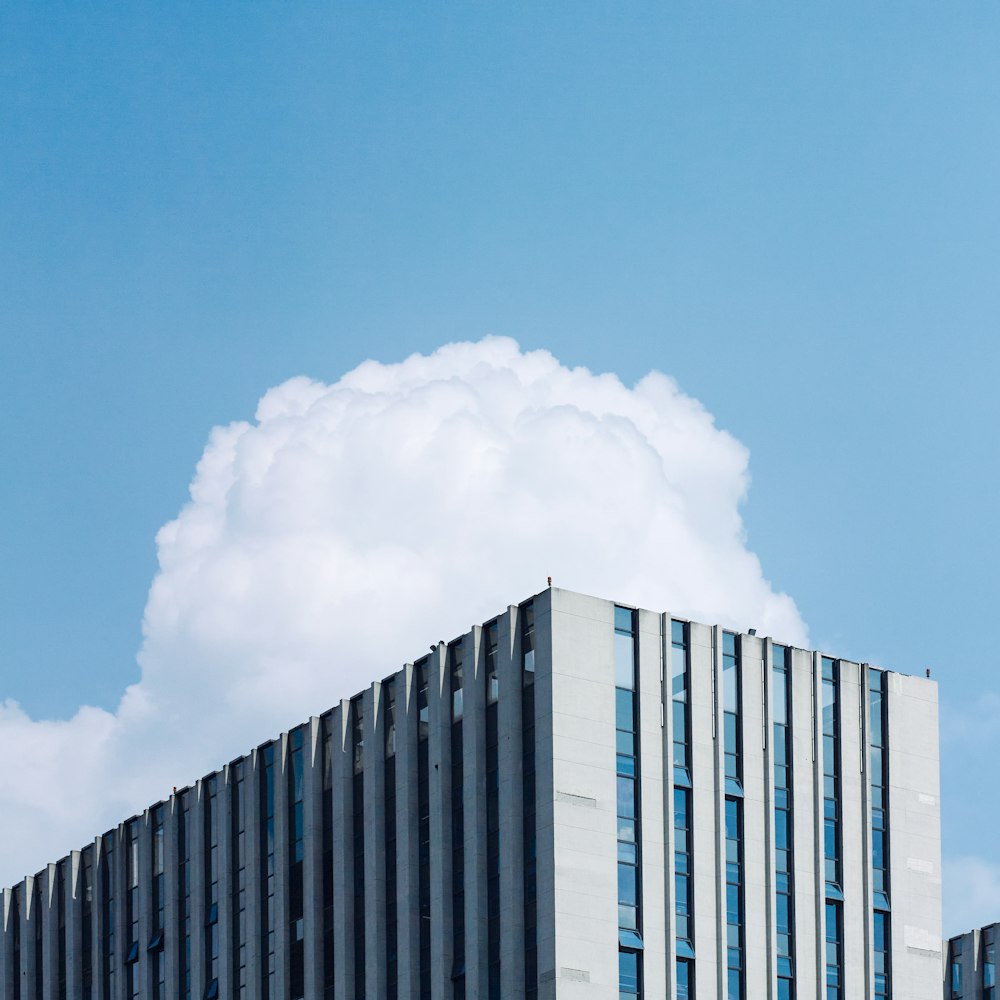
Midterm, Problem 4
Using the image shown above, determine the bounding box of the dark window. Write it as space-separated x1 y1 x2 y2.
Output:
321 713 335 999
289 728 306 1000
231 760 248 1000
351 699 366 1000
260 743 276 1000
826 901 843 1000
204 776 220 996
416 659 431 1000
384 683 398 1000
772 644 795 998
485 622 501 999
615 608 643 996
521 603 537 1000
450 642 466 1000
672 618 694 990
983 935 996 1000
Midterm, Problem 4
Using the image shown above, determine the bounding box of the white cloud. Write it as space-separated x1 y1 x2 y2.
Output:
0 336 806 886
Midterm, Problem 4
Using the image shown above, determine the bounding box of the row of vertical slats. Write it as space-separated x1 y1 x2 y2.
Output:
0 602 534 1000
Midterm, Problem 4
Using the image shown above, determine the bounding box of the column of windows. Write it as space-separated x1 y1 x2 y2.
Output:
984 931 996 1000
825 903 842 1000
521 602 538 1000
289 727 306 1000
231 761 248 1000
259 744 276 1000
33 878 42 1000
57 860 66 1000
82 846 93 1000
351 699 366 1000
102 832 115 1000
868 668 891 999
416 661 431 1000
151 804 166 1000
321 714 335 999
484 622 501 1000
10 885 20 1000
450 642 466 1000
204 775 220 1000
771 645 795 1000
178 791 192 1000
615 607 643 999
722 632 744 1000
124 820 140 999
672 620 694 998
948 938 963 998
821 657 843 1000
384 682 398 1000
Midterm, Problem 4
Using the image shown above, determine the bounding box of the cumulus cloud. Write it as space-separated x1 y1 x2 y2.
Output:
0 336 806 886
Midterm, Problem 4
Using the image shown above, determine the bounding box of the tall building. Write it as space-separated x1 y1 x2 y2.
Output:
944 924 998 999
0 587 942 1000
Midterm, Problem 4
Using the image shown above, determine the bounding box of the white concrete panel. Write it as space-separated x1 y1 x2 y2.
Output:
547 590 618 999
888 671 941 1000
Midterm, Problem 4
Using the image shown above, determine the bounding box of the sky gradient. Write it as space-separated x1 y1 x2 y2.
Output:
2 3 999 934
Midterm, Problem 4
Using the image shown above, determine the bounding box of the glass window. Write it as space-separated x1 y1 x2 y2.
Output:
675 873 690 917
451 644 464 721
617 777 636 819
615 633 635 688
676 958 691 1000
673 787 689 832
521 603 535 673
615 606 636 688
384 681 396 757
616 689 635 732
619 950 639 993
618 864 637 907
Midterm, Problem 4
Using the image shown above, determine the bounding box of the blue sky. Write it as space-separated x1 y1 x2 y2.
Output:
2 3 999 933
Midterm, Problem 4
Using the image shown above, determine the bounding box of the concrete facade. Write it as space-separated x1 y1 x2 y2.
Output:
0 587 942 1000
